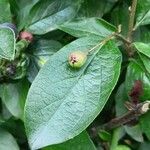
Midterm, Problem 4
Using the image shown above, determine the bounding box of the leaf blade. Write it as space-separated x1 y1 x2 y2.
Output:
25 38 121 149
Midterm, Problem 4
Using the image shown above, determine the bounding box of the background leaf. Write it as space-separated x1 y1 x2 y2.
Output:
0 0 11 23
25 38 121 149
135 0 150 28
0 80 29 120
0 128 19 150
26 0 82 35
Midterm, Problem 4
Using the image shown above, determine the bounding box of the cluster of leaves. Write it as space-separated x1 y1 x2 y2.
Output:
0 0 150 150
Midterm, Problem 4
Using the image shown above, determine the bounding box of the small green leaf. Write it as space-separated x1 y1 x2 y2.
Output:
134 42 150 58
25 38 121 149
0 0 11 23
0 27 15 60
98 130 111 142
0 128 19 150
32 40 62 68
43 131 96 150
59 18 116 38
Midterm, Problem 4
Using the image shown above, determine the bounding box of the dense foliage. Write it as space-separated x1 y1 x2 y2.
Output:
0 0 150 150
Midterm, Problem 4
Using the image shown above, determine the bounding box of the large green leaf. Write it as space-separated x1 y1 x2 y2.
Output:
25 37 121 149
26 0 82 35
0 128 19 150
135 0 150 28
59 18 116 38
0 0 11 23
0 27 15 60
43 131 96 150
0 80 29 120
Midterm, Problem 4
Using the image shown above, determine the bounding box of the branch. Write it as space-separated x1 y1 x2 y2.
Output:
96 101 150 131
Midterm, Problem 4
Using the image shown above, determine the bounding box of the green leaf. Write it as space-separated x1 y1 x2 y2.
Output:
134 42 150 58
59 18 116 38
0 80 29 120
43 131 96 150
0 128 19 150
26 1 82 35
135 0 150 28
0 0 11 23
25 38 121 149
0 27 15 60
134 42 150 74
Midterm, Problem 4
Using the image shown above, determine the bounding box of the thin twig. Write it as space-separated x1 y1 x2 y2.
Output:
127 0 137 41
88 33 116 53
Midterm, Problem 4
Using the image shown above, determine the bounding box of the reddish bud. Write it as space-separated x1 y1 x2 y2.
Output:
19 31 33 42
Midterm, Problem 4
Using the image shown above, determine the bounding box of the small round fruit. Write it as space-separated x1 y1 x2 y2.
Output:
0 22 18 37
69 51 87 68
19 31 33 42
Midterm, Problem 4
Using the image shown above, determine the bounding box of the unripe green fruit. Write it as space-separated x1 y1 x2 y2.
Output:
68 51 87 68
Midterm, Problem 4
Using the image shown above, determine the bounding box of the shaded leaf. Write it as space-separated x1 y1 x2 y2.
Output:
0 80 29 120
77 0 116 18
0 0 11 23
